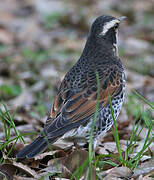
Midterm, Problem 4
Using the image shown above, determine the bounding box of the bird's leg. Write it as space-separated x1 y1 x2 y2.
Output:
73 141 80 149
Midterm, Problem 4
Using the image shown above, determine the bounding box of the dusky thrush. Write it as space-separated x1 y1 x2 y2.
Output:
17 15 126 158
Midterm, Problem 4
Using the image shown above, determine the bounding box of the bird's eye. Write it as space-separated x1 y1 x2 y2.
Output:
114 23 119 29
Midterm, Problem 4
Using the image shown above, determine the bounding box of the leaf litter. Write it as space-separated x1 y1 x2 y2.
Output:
0 0 154 179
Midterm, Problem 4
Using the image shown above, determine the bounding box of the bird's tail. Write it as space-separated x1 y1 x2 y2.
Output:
16 136 48 158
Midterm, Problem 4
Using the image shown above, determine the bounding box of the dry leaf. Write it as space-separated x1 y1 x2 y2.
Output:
64 149 96 179
34 151 58 161
132 159 154 178
0 28 13 44
96 145 109 155
13 176 36 180
99 141 127 154
9 89 35 108
100 166 132 179
12 161 38 178
0 164 15 180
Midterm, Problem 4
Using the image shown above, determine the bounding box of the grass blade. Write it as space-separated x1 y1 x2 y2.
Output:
88 71 101 179
108 95 123 162
132 89 154 109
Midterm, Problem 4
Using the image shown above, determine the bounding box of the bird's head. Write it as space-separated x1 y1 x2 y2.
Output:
88 15 126 56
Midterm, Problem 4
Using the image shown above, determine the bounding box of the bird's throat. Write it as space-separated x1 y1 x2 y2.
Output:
113 31 119 56
113 43 118 56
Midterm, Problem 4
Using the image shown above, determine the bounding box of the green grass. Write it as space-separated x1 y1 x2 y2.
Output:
71 158 89 180
88 72 101 179
0 104 38 163
21 48 50 73
0 104 24 142
109 95 123 161
0 104 24 162
132 89 154 109
0 84 22 100
108 89 153 170
43 12 62 29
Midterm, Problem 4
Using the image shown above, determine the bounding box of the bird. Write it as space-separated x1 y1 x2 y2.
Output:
16 15 126 158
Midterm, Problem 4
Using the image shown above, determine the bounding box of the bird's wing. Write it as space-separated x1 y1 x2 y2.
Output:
43 65 124 139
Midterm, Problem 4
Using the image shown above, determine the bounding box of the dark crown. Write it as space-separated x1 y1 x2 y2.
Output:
82 15 127 58
90 15 121 39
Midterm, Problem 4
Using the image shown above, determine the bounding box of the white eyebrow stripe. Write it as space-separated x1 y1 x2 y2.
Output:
100 19 120 35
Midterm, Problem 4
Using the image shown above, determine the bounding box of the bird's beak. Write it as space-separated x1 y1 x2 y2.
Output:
118 16 127 22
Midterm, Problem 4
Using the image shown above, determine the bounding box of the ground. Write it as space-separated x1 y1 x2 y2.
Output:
0 0 153 179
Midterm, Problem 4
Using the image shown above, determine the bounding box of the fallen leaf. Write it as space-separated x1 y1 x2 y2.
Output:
12 161 38 178
124 38 150 55
0 28 13 44
63 149 96 179
0 164 15 180
13 176 36 180
40 65 59 78
99 141 127 154
132 159 154 178
135 174 153 180
96 145 109 155
0 124 36 140
53 138 73 150
99 166 132 179
34 151 58 161
9 89 35 108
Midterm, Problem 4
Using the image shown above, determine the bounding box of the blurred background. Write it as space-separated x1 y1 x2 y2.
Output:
0 0 153 141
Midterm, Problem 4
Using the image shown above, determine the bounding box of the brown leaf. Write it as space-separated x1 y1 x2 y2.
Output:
0 125 34 140
64 149 89 173
47 149 96 179
130 141 154 160
9 89 35 108
132 159 154 178
6 142 24 158
135 174 153 180
13 176 36 180
64 149 96 179
40 65 58 78
124 38 150 55
0 164 16 180
96 145 109 155
34 151 58 161
12 161 37 178
100 166 132 180
53 138 74 150
98 141 127 154
40 157 71 178
0 28 13 44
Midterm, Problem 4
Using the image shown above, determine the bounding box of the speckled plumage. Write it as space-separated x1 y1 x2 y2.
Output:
17 15 126 158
